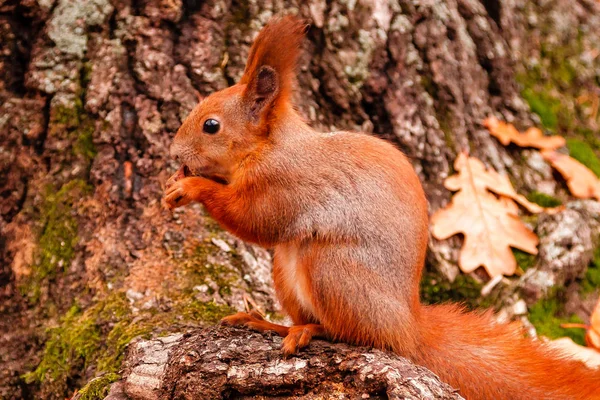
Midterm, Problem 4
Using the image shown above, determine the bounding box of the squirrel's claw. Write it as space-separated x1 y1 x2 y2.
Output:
164 180 191 209
281 325 318 356
165 165 188 189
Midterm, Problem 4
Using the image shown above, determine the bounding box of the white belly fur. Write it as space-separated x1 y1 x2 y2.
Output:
276 243 315 317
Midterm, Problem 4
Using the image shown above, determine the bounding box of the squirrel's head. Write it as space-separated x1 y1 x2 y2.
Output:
170 16 307 184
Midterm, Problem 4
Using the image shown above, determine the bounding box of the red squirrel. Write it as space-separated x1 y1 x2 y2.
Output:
165 16 600 399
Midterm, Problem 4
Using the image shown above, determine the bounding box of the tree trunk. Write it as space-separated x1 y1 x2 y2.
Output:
1 0 599 399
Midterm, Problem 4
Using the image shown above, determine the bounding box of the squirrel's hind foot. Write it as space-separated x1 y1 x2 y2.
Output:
281 324 326 356
220 313 327 356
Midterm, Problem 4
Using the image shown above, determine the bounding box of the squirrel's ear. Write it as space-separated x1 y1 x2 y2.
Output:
239 16 307 124
244 65 279 122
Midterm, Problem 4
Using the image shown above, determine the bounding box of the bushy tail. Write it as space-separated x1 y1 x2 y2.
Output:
414 304 600 400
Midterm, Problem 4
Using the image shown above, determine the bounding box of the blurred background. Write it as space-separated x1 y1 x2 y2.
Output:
1 0 599 398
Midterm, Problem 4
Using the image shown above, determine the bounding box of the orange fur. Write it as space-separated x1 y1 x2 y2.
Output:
166 16 600 399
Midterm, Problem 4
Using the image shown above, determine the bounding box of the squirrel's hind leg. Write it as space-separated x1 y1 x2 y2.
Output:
221 310 290 336
221 311 327 355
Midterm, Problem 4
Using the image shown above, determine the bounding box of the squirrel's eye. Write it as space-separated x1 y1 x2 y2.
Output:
203 119 220 134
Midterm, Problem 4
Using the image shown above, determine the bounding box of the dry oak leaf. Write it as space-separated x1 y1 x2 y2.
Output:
484 116 565 150
561 297 600 351
431 152 539 277
589 298 600 349
547 337 600 369
541 150 600 200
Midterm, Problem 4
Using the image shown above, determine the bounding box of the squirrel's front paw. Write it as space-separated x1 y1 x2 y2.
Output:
165 165 187 189
164 178 200 209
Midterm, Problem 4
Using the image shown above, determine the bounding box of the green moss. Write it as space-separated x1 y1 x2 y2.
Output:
521 87 559 130
73 117 97 162
516 23 598 161
95 320 153 373
24 304 102 385
23 180 92 301
420 270 495 310
182 244 238 297
554 62 576 86
92 295 231 374
50 99 97 164
24 293 132 384
76 373 119 400
581 247 600 294
525 191 562 208
574 127 600 152
26 285 233 394
203 215 225 236
540 44 577 87
43 242 237 378
52 98 83 129
512 249 537 271
528 290 586 345
174 298 233 325
567 139 600 177
26 233 238 394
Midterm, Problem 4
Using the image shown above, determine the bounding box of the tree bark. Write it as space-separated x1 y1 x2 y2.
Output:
94 326 463 400
1 0 599 398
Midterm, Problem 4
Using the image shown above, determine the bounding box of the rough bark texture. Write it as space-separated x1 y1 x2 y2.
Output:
1 0 600 399
91 326 463 400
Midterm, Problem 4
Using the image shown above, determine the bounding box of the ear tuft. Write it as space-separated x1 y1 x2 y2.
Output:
240 16 307 121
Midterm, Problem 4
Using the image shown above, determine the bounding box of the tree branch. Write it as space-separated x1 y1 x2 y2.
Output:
105 326 463 400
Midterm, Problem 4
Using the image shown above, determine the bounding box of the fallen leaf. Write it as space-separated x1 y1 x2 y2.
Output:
547 337 600 369
588 299 600 349
541 150 600 200
555 298 600 369
431 152 539 277
498 196 520 214
484 116 565 150
561 297 600 350
577 92 599 122
443 153 559 214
